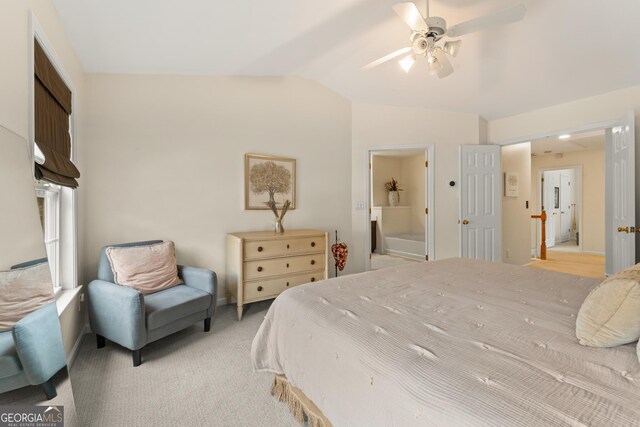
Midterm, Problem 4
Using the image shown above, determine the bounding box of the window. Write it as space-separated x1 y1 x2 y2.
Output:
36 182 61 291
31 33 79 291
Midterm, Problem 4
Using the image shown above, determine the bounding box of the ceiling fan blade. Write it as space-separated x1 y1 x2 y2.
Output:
362 47 412 70
433 49 454 78
446 3 526 37
392 2 430 33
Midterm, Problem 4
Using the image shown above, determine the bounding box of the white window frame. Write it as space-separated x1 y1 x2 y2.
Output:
36 183 61 292
29 12 78 291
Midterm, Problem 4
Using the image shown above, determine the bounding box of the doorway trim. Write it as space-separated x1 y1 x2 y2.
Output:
364 145 435 271
535 165 585 254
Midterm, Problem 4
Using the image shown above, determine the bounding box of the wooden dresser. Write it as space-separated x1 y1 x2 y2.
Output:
226 229 328 320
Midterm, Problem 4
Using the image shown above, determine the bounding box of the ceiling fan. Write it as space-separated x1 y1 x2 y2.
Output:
363 1 526 78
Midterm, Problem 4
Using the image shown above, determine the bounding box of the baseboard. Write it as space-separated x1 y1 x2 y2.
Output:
67 323 90 368
217 297 228 307
582 251 605 256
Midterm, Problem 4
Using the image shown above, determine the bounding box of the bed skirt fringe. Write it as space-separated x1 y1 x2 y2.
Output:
270 375 332 427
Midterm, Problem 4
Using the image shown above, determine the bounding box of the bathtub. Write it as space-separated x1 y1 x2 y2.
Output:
383 233 425 260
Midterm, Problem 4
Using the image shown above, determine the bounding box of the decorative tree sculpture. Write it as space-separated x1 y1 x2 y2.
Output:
249 161 291 206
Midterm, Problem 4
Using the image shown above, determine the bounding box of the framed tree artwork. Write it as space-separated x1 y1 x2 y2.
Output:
245 154 296 210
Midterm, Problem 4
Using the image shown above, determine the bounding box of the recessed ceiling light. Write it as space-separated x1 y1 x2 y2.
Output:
558 134 571 140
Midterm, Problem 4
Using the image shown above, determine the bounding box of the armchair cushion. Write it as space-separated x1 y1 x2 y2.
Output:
106 241 182 295
0 262 53 331
98 240 162 283
0 331 21 378
145 285 211 330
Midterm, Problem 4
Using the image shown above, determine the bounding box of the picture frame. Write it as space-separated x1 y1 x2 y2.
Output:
245 154 296 210
504 172 519 197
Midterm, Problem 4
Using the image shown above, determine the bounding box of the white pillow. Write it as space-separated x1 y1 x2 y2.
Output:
576 266 640 347
106 241 182 295
0 262 53 331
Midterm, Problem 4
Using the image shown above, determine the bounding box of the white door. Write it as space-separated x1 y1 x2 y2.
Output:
606 112 636 275
460 145 501 261
542 171 556 248
560 171 572 242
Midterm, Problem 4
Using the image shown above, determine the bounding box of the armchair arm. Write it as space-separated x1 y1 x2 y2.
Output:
179 266 217 317
12 302 66 385
88 280 146 350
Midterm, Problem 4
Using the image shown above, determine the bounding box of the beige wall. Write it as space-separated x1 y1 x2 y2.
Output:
402 154 426 233
371 153 425 233
531 148 605 254
0 0 87 359
501 142 531 265
352 102 481 272
371 156 402 207
82 74 353 299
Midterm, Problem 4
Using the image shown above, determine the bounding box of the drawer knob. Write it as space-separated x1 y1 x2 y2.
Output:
311 277 316 282
311 242 316 247
287 244 290 249
257 246 263 252
286 263 290 268
257 266 263 272
286 282 290 287
311 260 316 265
257 286 263 292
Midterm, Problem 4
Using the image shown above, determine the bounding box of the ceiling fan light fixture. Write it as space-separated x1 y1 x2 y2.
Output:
443 40 462 57
399 54 416 73
412 36 429 55
427 56 443 75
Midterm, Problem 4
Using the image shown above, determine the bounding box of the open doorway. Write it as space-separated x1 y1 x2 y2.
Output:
528 130 605 278
367 147 433 270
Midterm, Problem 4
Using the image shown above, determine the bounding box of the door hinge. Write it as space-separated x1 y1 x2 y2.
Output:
369 253 372 260
425 208 428 215
369 207 371 214
425 255 429 261
369 162 371 169
425 161 428 168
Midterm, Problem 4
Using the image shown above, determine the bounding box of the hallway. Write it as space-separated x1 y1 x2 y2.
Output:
528 251 605 279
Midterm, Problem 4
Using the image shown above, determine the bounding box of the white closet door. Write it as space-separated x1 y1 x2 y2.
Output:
460 145 501 261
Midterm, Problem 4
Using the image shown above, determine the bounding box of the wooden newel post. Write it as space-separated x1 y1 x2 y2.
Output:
531 209 548 261
540 209 547 260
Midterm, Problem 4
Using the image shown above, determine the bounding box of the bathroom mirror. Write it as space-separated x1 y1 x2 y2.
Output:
0 127 78 425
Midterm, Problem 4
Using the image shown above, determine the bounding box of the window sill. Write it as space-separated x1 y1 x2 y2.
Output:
54 286 83 316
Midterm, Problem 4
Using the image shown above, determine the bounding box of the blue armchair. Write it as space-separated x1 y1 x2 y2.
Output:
0 302 67 400
88 241 217 367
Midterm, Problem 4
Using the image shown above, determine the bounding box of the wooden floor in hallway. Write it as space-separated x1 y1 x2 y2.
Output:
528 251 605 279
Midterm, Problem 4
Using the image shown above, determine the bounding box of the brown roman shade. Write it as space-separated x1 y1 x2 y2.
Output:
34 39 80 188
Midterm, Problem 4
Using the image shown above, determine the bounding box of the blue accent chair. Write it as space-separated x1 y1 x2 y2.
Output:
0 258 66 400
88 241 217 367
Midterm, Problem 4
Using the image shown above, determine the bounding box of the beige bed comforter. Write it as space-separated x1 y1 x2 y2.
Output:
251 258 640 426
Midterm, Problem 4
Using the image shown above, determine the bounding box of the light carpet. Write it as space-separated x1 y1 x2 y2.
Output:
70 300 299 427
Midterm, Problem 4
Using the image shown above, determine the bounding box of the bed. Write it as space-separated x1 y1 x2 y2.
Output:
251 258 640 426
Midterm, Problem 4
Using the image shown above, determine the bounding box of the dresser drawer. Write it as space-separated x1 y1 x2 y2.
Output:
244 236 324 260
244 270 324 302
244 253 325 280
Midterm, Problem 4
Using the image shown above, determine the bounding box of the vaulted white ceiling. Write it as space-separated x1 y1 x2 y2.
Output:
52 0 640 119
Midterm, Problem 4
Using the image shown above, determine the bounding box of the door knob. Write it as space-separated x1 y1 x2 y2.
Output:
462 220 469 225
618 226 629 233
